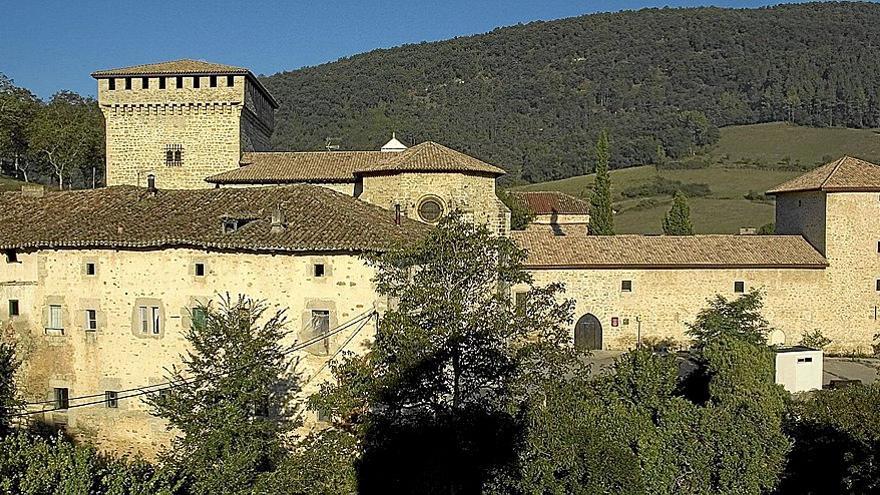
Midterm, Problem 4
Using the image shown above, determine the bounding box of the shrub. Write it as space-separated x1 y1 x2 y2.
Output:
799 329 832 350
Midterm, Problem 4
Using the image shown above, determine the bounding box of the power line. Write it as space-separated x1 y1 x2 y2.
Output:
14 309 377 417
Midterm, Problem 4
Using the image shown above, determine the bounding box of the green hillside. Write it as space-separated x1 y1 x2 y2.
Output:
262 2 880 183
0 175 27 192
513 123 880 233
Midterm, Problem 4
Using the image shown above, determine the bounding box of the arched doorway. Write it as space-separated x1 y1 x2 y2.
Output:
575 314 603 350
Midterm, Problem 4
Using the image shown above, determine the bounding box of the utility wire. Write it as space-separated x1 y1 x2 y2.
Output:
14 309 377 417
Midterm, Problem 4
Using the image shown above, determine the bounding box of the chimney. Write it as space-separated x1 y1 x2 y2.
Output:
270 204 287 233
739 227 757 235
146 174 158 195
394 204 402 226
20 184 45 197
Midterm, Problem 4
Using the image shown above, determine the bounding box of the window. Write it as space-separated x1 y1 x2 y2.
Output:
176 76 183 89
734 281 745 293
4 250 18 263
139 306 149 333
210 75 217 87
314 263 325 277
876 280 880 292
54 388 69 410
797 357 813 364
317 408 330 422
514 291 528 316
108 78 116 90
312 310 330 354
105 391 118 408
141 77 149 89
165 144 182 166
48 305 63 330
85 309 97 331
159 77 166 89
124 77 132 90
417 197 444 223
195 263 205 277
8 300 19 317
192 76 200 88
85 262 96 276
226 75 235 87
152 307 161 334
621 280 633 292
192 307 207 330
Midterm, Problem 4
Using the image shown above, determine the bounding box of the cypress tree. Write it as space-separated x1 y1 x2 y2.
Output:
588 130 614 235
662 191 694 235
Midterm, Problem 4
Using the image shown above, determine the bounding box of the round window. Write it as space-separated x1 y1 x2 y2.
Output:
417 197 444 223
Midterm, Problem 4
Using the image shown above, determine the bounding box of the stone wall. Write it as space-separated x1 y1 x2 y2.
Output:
0 247 381 458
775 191 826 254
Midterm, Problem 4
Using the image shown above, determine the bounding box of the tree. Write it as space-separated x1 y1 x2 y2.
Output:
27 91 103 189
496 189 535 230
309 213 575 493
0 337 22 435
662 191 694 235
0 74 40 182
588 130 614 235
686 290 771 348
145 295 297 495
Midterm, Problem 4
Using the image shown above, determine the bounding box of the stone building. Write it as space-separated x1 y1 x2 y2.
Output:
2 60 880 455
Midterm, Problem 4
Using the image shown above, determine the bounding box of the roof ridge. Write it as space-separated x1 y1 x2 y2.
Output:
818 156 848 190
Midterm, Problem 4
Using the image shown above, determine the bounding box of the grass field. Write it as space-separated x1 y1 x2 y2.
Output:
0 175 27 192
512 122 880 234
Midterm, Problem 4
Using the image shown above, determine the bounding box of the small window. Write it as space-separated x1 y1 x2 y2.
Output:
108 78 116 90
192 76 200 88
8 300 19 317
85 262 96 276
314 263 325 277
5 250 18 263
876 280 880 292
312 310 330 354
151 307 161 334
514 291 528 315
165 144 182 166
139 306 149 333
176 76 184 89
174 149 182 163
85 309 97 331
192 307 207 330
621 280 633 293
223 219 240 233
48 305 63 330
195 263 205 277
141 77 149 89
226 75 235 87
159 77 166 90
125 77 132 90
797 357 813 364
210 75 217 87
105 391 118 408
54 387 69 410
734 281 745 293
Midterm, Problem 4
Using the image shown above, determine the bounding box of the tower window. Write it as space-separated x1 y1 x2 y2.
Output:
125 77 132 90
8 300 19 317
141 77 149 89
4 250 18 263
621 280 633 292
193 76 200 88
176 76 183 89
108 78 116 90
48 304 63 330
210 75 217 87
314 263 325 277
85 309 97 331
312 310 331 354
159 77 166 89
53 388 69 410
85 262 96 276
876 279 880 292
734 281 745 293
195 263 205 277
105 391 118 408
139 306 161 334
165 144 183 166
227 75 235 87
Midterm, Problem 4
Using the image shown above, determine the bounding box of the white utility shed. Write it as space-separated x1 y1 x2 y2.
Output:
774 346 823 393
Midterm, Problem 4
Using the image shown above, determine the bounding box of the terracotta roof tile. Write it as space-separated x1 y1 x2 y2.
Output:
512 228 827 268
207 142 506 184
91 59 250 77
0 185 428 253
510 191 590 215
767 156 880 194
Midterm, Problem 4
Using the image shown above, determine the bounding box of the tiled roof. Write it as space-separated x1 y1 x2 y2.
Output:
209 152 383 183
509 191 590 215
0 185 428 253
91 59 250 77
206 141 506 184
767 156 880 194
359 141 506 176
511 229 827 268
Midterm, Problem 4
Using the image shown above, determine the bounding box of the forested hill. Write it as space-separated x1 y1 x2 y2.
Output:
261 2 880 183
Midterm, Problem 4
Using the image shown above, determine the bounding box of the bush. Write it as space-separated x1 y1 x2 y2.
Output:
657 156 712 170
800 329 832 350
620 176 711 199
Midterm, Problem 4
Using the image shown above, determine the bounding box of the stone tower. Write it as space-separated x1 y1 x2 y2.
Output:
92 60 277 189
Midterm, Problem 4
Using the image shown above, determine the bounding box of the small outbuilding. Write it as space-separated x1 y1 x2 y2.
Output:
774 346 823 393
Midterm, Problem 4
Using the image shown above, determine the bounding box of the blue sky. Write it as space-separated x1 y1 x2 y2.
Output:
2 0 826 99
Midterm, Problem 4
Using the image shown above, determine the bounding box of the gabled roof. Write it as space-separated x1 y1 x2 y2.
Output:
0 185 428 253
511 229 827 269
91 59 278 108
206 141 506 185
509 191 590 215
767 156 880 194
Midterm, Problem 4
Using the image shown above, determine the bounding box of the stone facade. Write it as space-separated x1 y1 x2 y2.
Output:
1 248 380 457
97 74 273 189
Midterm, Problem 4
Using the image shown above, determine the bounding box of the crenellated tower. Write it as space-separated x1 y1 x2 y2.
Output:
92 59 277 189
